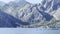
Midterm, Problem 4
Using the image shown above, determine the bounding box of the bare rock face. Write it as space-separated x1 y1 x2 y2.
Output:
53 8 60 20
0 0 60 28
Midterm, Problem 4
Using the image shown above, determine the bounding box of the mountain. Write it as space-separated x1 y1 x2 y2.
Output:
0 10 30 27
0 0 60 28
0 1 6 9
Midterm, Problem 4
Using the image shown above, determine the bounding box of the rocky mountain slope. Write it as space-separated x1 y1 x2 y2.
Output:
0 0 60 28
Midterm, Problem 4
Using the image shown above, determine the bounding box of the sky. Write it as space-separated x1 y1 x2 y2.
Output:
0 0 15 3
26 0 43 4
0 0 43 4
